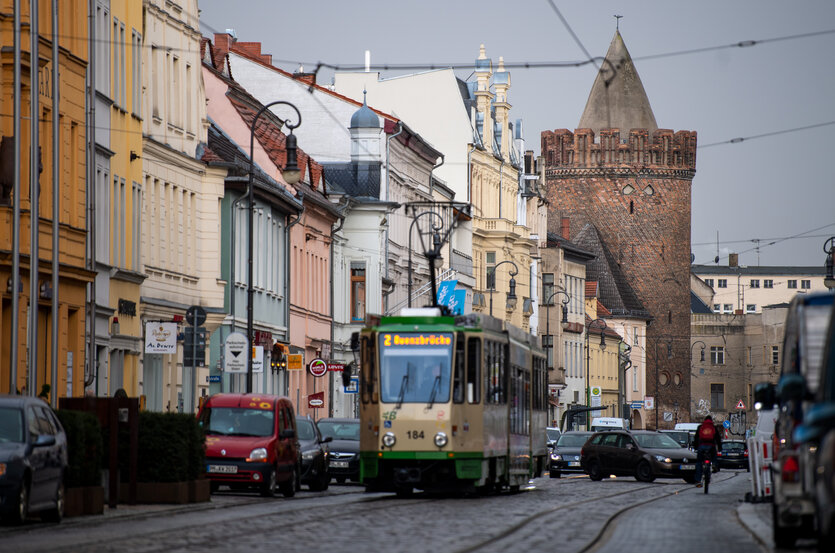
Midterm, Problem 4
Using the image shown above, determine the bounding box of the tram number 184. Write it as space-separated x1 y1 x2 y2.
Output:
407 431 425 439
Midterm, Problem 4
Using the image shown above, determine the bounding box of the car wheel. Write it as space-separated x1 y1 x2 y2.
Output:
260 466 277 497
279 466 297 498
587 460 603 481
635 461 655 483
772 501 797 548
42 480 65 523
10 480 29 525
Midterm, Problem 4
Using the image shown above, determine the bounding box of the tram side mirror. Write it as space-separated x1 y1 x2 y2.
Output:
753 382 776 410
341 361 355 388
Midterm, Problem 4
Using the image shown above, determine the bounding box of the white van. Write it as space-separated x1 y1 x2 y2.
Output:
674 422 700 432
590 417 630 432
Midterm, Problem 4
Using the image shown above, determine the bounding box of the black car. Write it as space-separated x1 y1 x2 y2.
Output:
581 430 697 483
717 439 749 470
0 395 67 524
317 418 360 484
549 431 591 478
296 416 332 491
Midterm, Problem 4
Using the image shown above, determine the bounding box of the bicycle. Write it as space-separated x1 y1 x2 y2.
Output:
700 453 712 494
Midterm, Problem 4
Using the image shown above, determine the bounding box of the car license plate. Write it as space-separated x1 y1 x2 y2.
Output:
330 461 349 468
568 461 581 467
208 464 237 474
680 464 695 470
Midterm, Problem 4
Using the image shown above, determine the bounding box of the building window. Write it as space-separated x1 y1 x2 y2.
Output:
746 304 756 313
350 262 366 322
486 251 496 290
750 279 759 288
713 304 720 313
717 279 727 288
542 335 553 368
772 345 779 365
633 327 639 346
710 346 725 365
764 279 773 289
723 304 733 313
632 364 638 392
710 383 724 410
542 273 554 305
112 17 120 106
131 29 142 117
704 278 714 287
788 279 797 289
747 346 754 366
801 280 811 289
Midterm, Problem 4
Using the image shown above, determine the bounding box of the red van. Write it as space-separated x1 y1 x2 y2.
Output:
197 394 300 497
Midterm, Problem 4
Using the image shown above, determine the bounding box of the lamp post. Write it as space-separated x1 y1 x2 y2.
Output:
824 237 835 290
407 211 444 307
247 101 301 393
488 260 519 317
654 338 673 429
585 318 608 421
690 340 706 363
543 289 571 370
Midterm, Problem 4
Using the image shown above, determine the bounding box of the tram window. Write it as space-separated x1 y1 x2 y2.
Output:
453 333 465 403
467 337 481 404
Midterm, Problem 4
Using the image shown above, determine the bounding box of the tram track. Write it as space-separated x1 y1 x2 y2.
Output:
453 472 741 553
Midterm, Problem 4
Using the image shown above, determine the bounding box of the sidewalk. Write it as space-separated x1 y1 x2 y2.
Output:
737 499 775 551
67 492 260 525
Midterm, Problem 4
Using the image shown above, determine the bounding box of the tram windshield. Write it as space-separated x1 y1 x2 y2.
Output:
378 332 454 405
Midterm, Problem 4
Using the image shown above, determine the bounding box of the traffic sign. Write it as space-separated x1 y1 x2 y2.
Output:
591 387 601 397
344 376 359 394
185 305 207 327
630 401 644 409
736 399 746 409
224 332 249 373
644 396 655 410
308 358 327 377
207 375 221 383
723 420 731 429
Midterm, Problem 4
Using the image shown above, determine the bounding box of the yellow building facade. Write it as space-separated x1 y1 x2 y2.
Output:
88 0 146 397
0 0 92 400
470 47 538 330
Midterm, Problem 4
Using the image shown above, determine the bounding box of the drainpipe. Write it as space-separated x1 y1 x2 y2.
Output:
383 122 402 314
466 143 476 204
50 0 59 406
429 154 444 197
329 200 348 417
498 158 505 219
29 0 40 396
285 194 304 398
85 0 96 391
10 0 22 393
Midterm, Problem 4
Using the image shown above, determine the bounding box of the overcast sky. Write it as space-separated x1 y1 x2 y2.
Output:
198 0 835 269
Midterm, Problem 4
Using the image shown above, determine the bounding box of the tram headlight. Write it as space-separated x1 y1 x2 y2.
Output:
382 432 396 448
434 432 448 448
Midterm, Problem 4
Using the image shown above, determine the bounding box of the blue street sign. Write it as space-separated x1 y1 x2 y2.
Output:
437 280 458 306
723 420 731 429
630 401 644 409
207 375 221 383
447 289 466 315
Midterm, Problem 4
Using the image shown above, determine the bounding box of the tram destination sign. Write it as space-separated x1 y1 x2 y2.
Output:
381 333 452 347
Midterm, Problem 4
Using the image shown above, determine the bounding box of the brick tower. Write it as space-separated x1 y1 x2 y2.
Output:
541 31 697 429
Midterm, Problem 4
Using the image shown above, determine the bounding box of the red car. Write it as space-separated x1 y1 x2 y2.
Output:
197 394 300 497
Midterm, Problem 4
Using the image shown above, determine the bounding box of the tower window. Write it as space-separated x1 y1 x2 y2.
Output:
629 200 634 214
643 185 654 195
622 184 634 195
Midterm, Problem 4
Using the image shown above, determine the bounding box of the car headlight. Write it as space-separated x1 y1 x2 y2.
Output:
382 432 396 447
248 447 268 462
302 450 318 460
551 453 562 461
654 455 672 463
434 432 448 448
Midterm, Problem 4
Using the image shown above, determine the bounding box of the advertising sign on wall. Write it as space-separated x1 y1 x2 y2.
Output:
145 322 178 354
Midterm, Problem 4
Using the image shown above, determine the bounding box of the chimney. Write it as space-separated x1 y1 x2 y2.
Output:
729 253 738 267
293 65 316 86
561 217 570 240
214 32 235 53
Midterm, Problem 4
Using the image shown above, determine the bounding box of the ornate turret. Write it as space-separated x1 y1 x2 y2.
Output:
349 90 381 163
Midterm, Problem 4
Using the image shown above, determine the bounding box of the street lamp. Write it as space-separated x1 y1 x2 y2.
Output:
585 318 608 418
824 237 835 290
488 260 519 317
690 340 706 363
407 211 444 307
654 338 673 429
247 101 301 393
543 289 571 370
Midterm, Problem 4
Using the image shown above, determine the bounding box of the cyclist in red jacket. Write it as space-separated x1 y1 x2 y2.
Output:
694 415 722 486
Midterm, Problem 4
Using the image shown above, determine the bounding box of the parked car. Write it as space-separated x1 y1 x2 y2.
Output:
792 296 835 550
717 439 749 470
0 395 67 524
546 427 561 449
296 416 331 491
549 431 591 478
581 430 697 483
658 429 692 449
197 394 300 498
754 291 834 548
317 418 360 484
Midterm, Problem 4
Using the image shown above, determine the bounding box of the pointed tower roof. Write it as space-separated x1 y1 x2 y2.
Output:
578 31 658 136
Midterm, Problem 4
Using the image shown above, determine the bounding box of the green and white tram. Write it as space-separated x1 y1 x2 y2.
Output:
354 307 548 495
